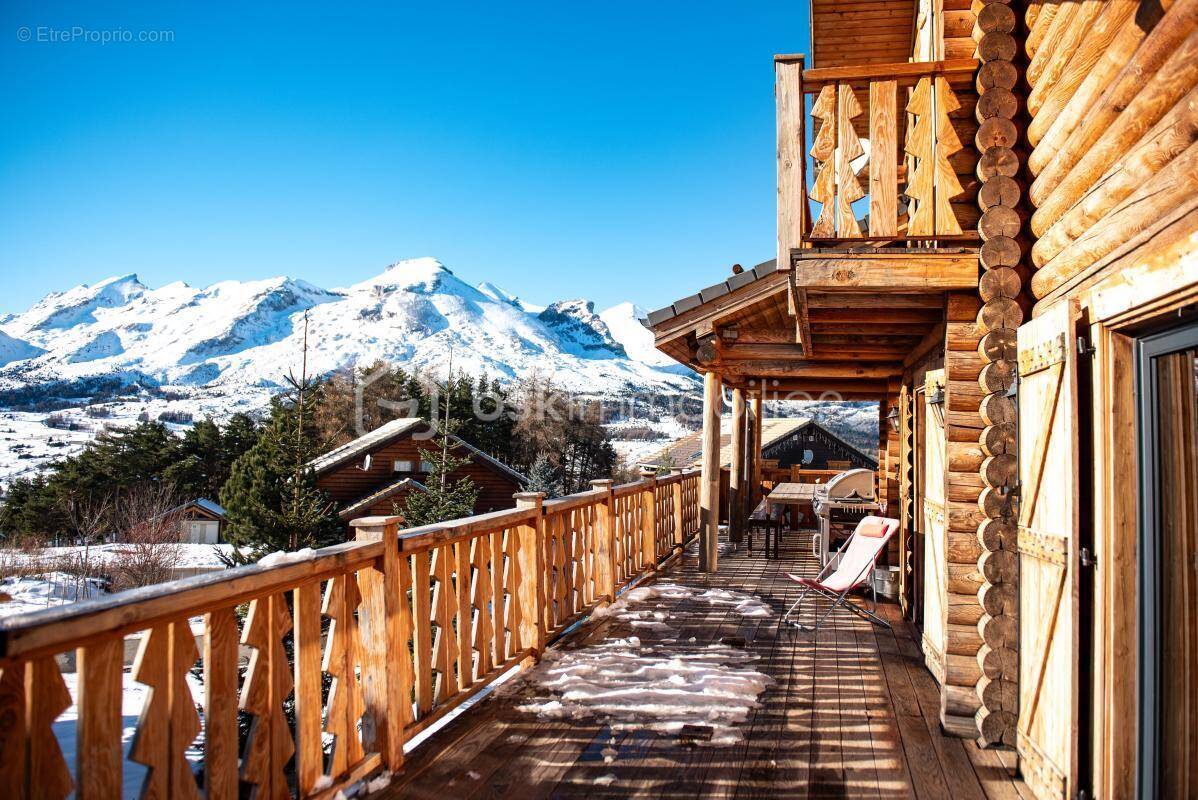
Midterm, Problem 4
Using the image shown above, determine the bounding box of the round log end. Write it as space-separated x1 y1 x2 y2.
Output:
979 236 1022 270
980 422 1017 456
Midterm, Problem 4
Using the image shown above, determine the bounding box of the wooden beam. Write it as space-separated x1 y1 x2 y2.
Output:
699 372 722 573
809 308 943 324
798 58 979 89
806 292 946 309
717 360 902 379
903 322 948 368
745 377 890 399
714 342 807 360
793 251 979 291
790 272 814 355
750 395 763 509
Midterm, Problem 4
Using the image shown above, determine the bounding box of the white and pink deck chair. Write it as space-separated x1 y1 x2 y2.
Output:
781 515 899 632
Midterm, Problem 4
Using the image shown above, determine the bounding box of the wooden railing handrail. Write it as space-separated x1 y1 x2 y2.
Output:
0 467 707 798
0 537 385 660
0 468 705 657
798 58 980 90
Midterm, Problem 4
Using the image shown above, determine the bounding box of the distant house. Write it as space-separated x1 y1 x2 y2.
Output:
169 498 226 544
309 418 528 523
645 416 876 472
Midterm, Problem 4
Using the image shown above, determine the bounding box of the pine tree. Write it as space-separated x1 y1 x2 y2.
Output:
399 358 479 526
220 399 340 560
220 321 339 561
525 453 563 498
397 431 480 526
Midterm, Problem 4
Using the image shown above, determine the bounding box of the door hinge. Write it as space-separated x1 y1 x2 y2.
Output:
1077 334 1096 358
1080 547 1098 568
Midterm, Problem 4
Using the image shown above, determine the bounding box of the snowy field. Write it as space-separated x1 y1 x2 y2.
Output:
0 544 233 615
0 394 263 488
605 416 694 467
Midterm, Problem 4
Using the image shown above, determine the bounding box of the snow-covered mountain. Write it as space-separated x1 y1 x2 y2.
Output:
0 258 696 409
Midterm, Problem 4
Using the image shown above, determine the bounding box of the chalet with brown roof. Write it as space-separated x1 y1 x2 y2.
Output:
308 418 527 522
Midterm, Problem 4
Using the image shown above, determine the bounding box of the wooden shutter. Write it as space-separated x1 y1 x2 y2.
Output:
1015 299 1080 799
922 369 947 682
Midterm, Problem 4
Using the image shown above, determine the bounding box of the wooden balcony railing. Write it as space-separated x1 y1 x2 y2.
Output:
776 56 981 256
0 469 702 799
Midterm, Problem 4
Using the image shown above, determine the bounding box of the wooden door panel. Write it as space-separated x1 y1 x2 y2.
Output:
1016 300 1080 800
923 369 947 682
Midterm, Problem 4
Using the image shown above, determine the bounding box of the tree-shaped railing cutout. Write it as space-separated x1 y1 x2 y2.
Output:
809 85 837 237
905 76 965 236
130 622 202 799
835 83 866 238
323 573 366 776
239 593 295 798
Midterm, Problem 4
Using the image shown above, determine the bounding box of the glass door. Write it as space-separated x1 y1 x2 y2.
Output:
1138 321 1198 798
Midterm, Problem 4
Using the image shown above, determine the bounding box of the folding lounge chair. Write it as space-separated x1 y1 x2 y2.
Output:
781 515 899 632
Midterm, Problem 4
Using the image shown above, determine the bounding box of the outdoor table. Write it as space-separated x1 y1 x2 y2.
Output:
763 483 817 558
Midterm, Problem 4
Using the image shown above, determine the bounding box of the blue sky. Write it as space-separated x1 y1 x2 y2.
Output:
0 2 810 315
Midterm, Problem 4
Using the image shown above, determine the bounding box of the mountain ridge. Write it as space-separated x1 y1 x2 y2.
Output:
0 258 697 409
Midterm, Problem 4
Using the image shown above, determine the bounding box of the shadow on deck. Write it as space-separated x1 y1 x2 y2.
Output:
380 532 1029 799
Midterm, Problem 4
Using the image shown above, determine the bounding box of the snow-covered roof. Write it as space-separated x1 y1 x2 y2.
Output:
337 477 429 521
194 498 225 517
164 497 226 520
307 418 425 473
309 417 528 486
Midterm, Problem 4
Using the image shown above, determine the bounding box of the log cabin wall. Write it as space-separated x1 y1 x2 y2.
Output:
972 0 1025 750
943 291 988 737
1017 0 1198 794
1025 0 1198 307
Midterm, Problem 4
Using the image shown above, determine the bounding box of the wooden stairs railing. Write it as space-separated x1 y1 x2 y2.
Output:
0 470 703 799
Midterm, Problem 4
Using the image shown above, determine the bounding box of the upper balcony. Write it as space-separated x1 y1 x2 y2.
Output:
776 56 982 296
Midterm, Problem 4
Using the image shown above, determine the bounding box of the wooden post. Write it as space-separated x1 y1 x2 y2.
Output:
638 467 658 569
671 475 684 551
700 371 723 573
512 492 546 659
590 479 617 601
751 395 764 508
729 388 746 544
351 516 408 771
777 55 807 269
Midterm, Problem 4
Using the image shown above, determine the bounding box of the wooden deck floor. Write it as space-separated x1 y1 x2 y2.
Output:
382 532 1029 799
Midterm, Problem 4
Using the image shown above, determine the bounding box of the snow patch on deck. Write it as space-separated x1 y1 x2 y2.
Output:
517 580 776 745
516 636 773 746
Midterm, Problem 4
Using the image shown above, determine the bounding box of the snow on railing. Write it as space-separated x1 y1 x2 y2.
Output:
0 469 702 799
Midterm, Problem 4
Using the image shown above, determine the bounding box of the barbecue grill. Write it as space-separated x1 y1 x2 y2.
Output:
812 468 884 565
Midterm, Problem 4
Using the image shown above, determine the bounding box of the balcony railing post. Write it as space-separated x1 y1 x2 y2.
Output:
512 492 547 660
638 468 658 569
776 53 807 273
351 515 408 772
590 479 617 602
672 473 685 551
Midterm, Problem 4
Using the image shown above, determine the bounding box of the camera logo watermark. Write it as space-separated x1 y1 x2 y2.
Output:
16 26 175 45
